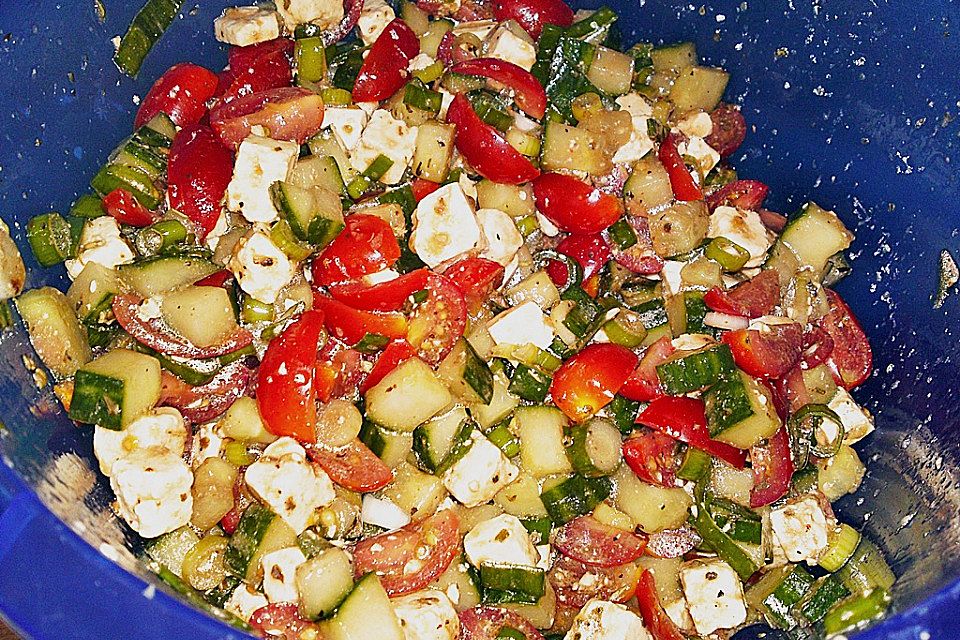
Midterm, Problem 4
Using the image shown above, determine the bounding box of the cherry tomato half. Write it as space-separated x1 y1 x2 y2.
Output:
167 124 234 239
135 62 219 129
443 257 504 313
249 603 319 640
533 173 624 234
210 86 324 150
722 322 803 379
706 179 769 212
549 555 641 609
102 188 157 227
620 336 676 402
703 269 781 318
313 295 409 346
658 134 702 202
636 396 747 469
312 214 402 286
705 103 747 158
554 516 647 567
749 426 794 507
450 58 547 119
460 607 545 640
819 289 873 389
217 38 294 106
550 343 638 422
406 273 468 364
328 269 430 312
622 430 681 487
636 570 686 640
352 19 420 102
359 339 416 394
491 0 574 40
306 439 394 493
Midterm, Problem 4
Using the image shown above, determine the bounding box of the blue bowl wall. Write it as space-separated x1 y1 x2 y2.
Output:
0 0 957 638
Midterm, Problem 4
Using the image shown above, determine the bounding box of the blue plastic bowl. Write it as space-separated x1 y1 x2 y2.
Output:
0 0 957 638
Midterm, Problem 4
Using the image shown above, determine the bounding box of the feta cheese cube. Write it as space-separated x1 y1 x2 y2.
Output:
275 0 344 31
477 208 523 268
204 210 231 253
612 93 655 164
322 107 369 151
225 584 269 622
536 211 560 237
707 206 775 268
680 559 747 636
659 260 686 296
94 407 187 477
189 422 225 469
226 135 299 224
351 110 418 185
484 22 537 71
245 437 337 534
361 494 412 530
536 544 552 571
564 600 652 640
408 53 437 72
769 495 831 565
828 387 875 444
392 589 460 640
410 183 483 268
110 449 194 539
487 301 555 350
357 0 396 45
676 111 714 138
678 136 720 175
214 6 282 47
228 228 296 304
442 431 519 507
464 514 540 568
65 216 135 279
664 598 695 634
261 546 307 603
439 89 455 119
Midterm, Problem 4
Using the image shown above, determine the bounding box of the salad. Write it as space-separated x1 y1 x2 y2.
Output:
0 0 895 637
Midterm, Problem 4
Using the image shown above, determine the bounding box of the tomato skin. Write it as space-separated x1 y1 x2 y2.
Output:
210 86 324 150
491 0 574 40
658 134 703 201
748 426 794 507
328 269 429 312
533 173 624 234
102 188 157 227
360 339 416 394
550 343 639 422
556 233 612 282
167 124 234 239
443 257 504 312
136 63 219 129
450 58 547 119
645 526 701 559
706 179 769 212
703 269 781 318
758 208 788 233
549 555 641 609
352 510 461 595
554 516 647 567
722 323 803 379
159 361 252 424
257 309 325 442
636 570 686 640
706 103 747 158
406 273 468 365
620 336 676 402
217 38 294 105
352 19 420 102
819 289 873 389
313 295 408 346
312 214 402 286
446 94 540 184
622 431 680 487
411 177 442 202
636 397 748 468
306 439 393 493
606 215 664 275
249 603 319 640
460 607 546 640
313 342 365 402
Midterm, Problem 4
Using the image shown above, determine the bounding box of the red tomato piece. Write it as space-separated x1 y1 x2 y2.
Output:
706 179 769 212
636 397 748 468
411 177 442 202
606 215 664 275
555 233 612 282
550 343 638 422
256 309 325 442
167 124 234 239
549 555 641 609
313 295 408 346
436 30 480 65
533 173 624 234
102 188 157 227
491 0 574 40
749 426 794 507
249 603 319 640
460 607 546 640
722 322 804 379
306 439 394 493
312 214 401 286
800 325 835 370
446 94 540 184
136 63 219 129
450 58 547 119
644 526 701 559
159 361 252 424
313 342 365 402
703 269 781 318
443 257 505 312
193 269 233 288
758 208 789 233
217 38 294 105
706 103 747 158
360 339 416 394
328 269 429 312
620 336 676 402
210 86 324 150
352 19 420 102
636 570 686 640
554 516 647 567
352 510 460 595
658 134 702 201
622 431 681 487
819 289 873 389
322 0 364 46
406 273 468 365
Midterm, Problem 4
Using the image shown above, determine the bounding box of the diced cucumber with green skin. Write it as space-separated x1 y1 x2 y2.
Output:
631 298 669 329
669 65 729 113
113 0 184 77
412 122 456 183
470 361 520 429
154 566 250 632
70 193 106 219
119 253 219 298
746 564 815 630
412 407 470 472
541 121 604 176
540 474 613 524
290 155 348 196
145 526 200 578
17 287 92 378
296 547 355 620
520 517 552 545
90 163 162 210
433 420 477 476
778 202 854 276
321 573 405 640
799 574 851 624
69 348 161 429
161 286 239 348
359 420 413 468
835 537 895 593
437 338 494 404
224 504 298 581
404 79 442 114
308 131 358 183
705 369 782 448
676 446 712 481
606 394 641 435
380 462 447 520
651 42 698 72
566 417 623 477
270 181 345 248
26 212 78 266
708 496 762 545
365 358 453 432
508 364 551 403
656 343 736 395
683 291 709 334
515 406 571 478
479 564 546 605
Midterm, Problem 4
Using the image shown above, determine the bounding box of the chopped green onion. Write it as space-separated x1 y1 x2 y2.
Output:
565 6 618 42
412 60 444 83
486 423 520 458
354 333 390 353
403 79 442 114
607 394 640 435
241 296 275 324
836 537 896 592
295 36 327 85
789 403 845 460
705 236 751 272
822 589 890 636
114 0 185 77
363 154 394 180
224 441 254 467
676 446 712 481
516 215 539 238
608 218 638 250
496 627 526 640
534 250 583 293
136 219 188 256
690 480 759 580
412 289 429 304
27 212 75 267
320 87 353 106
347 155 394 200
468 91 514 131
601 313 646 348
508 364 551 403
819 523 862 572
0 300 13 331
70 194 106 219
506 127 541 157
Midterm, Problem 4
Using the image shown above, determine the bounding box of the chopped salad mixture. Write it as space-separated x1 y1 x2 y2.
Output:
0 0 895 637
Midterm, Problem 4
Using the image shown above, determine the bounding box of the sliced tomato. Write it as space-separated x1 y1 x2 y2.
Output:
411 177 442 202
533 173 624 234
644 526 701 559
620 336 676 402
606 215 664 275
249 603 319 640
313 341 365 402
636 570 686 640
722 322 803 379
705 103 747 158
703 269 781 318
312 214 401 286
210 86 324 150
706 179 769 212
555 233 612 282
549 555 641 609
819 289 872 389
491 0 574 40
217 38 294 106
554 516 647 567
450 58 546 119
406 273 468 365
102 188 157 227
446 93 540 184
460 607 545 640
159 361 252 424
360 339 416 394
550 343 638 422
352 19 420 102
306 439 393 493
257 309 325 442
749 426 794 507
112 292 254 359
136 63 219 129
636 397 748 468
313 295 408 346
352 510 460 595
328 269 429 312
800 325 835 370
443 257 504 313
622 431 681 487
658 134 702 201
758 208 788 233
167 124 234 239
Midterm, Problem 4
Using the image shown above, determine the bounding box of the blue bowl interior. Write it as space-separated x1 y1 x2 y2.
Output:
0 1 958 638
